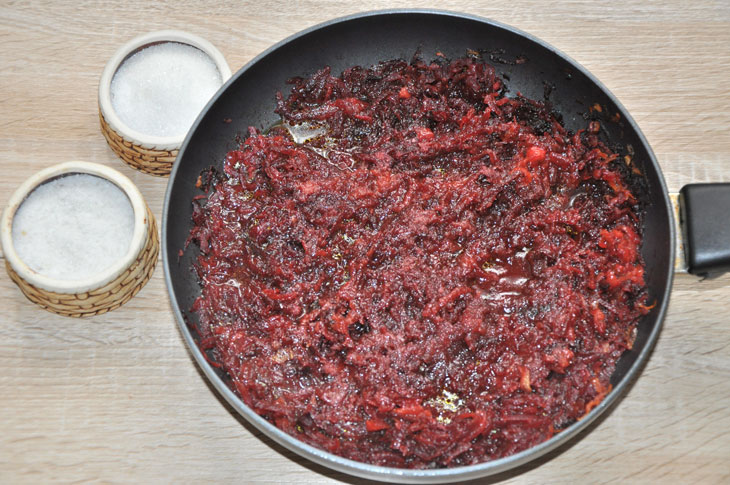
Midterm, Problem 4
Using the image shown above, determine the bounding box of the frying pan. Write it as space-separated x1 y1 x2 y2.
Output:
162 9 729 483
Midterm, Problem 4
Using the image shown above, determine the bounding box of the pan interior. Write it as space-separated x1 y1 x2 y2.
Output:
163 10 673 482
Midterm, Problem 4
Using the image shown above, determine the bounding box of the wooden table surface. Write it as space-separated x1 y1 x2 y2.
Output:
1 1 729 483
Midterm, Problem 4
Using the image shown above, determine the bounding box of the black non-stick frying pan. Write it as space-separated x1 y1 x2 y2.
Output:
162 9 729 483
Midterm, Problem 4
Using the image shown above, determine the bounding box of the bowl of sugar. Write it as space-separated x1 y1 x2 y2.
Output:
99 30 231 176
1 161 159 317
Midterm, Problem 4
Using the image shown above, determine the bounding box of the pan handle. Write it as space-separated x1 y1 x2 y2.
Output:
676 183 730 276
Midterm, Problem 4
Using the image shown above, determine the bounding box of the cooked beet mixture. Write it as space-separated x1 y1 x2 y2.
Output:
189 56 648 468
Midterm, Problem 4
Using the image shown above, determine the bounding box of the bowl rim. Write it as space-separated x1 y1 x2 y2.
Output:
98 29 233 151
1 161 149 294
162 8 672 483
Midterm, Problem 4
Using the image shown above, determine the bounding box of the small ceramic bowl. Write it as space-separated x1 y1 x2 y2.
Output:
1 161 159 317
98 30 232 176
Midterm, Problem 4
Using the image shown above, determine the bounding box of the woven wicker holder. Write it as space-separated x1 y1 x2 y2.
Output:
2 161 160 318
98 30 231 177
6 205 159 317
99 110 177 176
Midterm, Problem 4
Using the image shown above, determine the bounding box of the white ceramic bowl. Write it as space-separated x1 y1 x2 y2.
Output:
98 30 232 175
1 161 159 316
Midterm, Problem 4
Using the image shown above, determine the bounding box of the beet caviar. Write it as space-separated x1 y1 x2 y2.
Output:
189 56 648 468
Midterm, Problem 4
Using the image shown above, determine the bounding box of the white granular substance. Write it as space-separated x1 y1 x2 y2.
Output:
110 42 222 138
12 174 135 282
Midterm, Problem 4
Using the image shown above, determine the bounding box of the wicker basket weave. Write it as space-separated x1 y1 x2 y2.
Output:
98 30 231 177
99 110 177 176
2 161 160 317
5 205 159 317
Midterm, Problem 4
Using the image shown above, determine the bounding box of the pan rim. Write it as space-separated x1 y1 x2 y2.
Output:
162 8 675 483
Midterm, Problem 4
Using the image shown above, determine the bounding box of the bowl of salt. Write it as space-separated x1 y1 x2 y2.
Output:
1 161 159 317
99 30 231 176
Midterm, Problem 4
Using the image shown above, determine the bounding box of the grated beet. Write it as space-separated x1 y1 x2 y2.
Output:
189 56 648 468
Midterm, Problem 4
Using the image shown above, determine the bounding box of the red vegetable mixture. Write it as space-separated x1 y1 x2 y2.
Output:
189 56 648 468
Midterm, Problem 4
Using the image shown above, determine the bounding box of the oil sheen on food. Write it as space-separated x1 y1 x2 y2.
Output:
189 56 648 468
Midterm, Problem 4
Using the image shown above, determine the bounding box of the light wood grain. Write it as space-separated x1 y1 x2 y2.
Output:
1 1 729 483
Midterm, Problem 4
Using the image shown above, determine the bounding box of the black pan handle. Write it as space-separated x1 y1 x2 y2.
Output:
679 183 730 276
